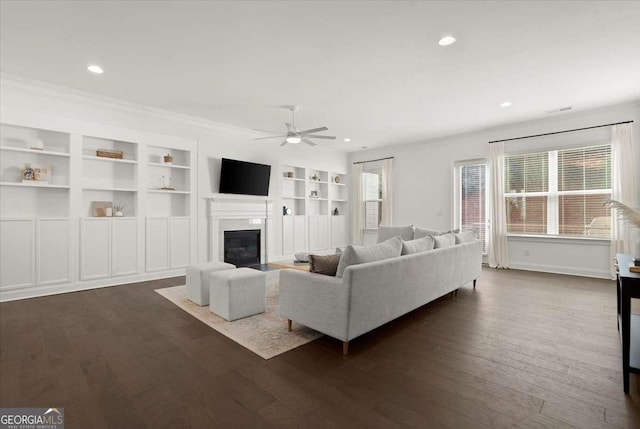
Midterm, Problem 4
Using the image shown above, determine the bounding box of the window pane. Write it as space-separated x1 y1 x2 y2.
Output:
559 194 611 237
460 164 487 252
558 145 611 192
364 201 382 229
506 196 547 234
505 152 548 193
362 171 382 200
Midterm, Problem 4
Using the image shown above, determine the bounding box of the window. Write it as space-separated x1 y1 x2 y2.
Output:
455 161 488 253
363 167 382 229
505 144 611 237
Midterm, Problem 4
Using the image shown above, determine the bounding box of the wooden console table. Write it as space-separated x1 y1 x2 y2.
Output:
615 253 640 394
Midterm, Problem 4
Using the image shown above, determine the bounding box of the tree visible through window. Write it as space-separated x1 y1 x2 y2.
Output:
505 144 611 237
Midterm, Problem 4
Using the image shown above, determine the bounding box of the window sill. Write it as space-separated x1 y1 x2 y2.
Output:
506 234 610 245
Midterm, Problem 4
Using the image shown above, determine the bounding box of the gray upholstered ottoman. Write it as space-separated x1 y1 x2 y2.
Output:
186 261 235 306
209 268 266 321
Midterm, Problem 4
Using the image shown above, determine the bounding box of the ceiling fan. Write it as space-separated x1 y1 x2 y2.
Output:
253 105 336 147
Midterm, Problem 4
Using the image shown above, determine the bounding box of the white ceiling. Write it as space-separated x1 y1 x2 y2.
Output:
1 1 639 152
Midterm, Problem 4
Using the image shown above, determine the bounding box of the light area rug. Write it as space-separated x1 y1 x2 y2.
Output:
155 278 322 359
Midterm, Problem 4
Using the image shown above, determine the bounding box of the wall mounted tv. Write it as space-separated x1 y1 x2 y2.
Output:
219 158 271 197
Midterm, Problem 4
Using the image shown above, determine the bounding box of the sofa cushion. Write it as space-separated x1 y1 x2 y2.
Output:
309 254 341 276
434 232 456 248
336 236 403 278
414 227 460 239
401 236 435 255
376 225 414 243
455 231 476 244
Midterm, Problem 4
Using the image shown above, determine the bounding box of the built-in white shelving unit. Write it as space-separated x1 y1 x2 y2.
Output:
0 118 197 301
281 164 348 255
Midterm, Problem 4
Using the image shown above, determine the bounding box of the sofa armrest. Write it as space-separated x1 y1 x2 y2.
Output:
279 269 351 341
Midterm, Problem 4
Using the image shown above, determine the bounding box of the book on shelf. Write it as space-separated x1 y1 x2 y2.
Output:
630 263 640 273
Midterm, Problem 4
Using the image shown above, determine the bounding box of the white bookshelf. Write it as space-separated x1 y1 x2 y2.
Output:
281 164 348 254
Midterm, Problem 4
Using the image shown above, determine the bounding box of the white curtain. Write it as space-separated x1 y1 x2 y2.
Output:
488 142 509 268
380 158 393 226
610 123 638 276
352 163 364 245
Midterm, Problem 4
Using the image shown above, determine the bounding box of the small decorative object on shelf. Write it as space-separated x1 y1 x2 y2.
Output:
33 164 51 183
163 153 173 164
284 171 294 178
21 164 35 182
91 201 112 217
333 207 340 216
283 206 292 215
334 176 341 184
113 204 125 217
310 190 318 198
96 149 124 159
161 175 175 190
311 173 319 181
29 138 44 150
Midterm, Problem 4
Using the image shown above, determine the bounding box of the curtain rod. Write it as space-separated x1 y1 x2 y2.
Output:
488 120 633 144
352 156 395 165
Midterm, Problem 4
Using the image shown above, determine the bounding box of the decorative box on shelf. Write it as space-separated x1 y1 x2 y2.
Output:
96 149 124 159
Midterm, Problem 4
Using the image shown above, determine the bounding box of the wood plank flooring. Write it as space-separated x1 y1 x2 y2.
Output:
1 268 639 428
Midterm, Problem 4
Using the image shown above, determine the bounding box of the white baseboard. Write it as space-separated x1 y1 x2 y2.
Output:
0 269 186 302
509 261 612 280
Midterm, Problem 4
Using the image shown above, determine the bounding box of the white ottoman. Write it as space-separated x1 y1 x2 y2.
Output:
186 261 235 306
209 268 266 321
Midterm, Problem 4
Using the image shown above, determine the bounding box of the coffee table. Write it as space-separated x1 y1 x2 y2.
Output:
267 260 310 271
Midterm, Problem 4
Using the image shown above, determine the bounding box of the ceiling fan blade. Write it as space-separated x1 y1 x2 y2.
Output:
280 141 288 147
302 138 317 147
253 128 283 134
298 126 328 135
254 135 286 140
305 134 336 140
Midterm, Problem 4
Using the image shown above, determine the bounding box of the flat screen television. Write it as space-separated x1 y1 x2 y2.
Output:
219 158 271 197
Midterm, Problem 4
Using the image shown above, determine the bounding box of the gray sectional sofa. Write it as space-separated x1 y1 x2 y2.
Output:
279 226 483 354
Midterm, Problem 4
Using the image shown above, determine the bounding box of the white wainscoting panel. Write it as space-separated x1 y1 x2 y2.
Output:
0 218 35 290
36 218 71 285
112 218 138 277
80 218 111 280
146 217 170 272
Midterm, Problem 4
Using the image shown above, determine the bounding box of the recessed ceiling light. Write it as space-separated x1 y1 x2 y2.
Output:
500 101 512 108
361 146 368 149
344 138 351 142
438 36 456 46
87 64 104 74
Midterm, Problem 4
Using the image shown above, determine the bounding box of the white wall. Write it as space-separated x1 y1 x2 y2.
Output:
0 76 349 264
351 101 640 278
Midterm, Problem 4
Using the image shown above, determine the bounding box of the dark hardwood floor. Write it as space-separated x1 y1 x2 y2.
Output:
1 268 639 428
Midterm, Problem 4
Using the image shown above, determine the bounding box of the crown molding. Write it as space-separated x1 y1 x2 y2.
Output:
0 72 263 136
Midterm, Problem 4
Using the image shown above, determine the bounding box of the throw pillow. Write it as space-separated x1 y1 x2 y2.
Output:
434 232 456 248
401 236 435 255
414 227 460 239
376 225 414 243
455 231 476 244
336 236 403 278
309 254 341 276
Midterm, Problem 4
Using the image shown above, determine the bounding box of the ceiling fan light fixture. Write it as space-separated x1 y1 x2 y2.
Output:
286 136 302 144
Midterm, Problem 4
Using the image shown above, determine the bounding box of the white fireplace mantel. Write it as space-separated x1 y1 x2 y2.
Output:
205 195 273 263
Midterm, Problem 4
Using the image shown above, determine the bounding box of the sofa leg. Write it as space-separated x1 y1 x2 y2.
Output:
287 319 292 332
343 341 349 355
473 279 477 289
